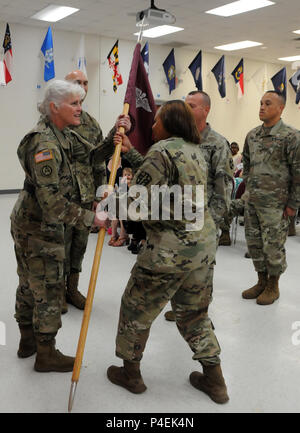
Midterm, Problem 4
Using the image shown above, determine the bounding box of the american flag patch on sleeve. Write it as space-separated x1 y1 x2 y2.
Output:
34 150 53 164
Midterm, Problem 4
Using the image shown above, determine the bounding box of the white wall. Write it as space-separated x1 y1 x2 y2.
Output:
1 22 299 190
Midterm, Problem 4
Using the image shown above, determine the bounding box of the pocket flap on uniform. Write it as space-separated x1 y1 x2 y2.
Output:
27 237 65 261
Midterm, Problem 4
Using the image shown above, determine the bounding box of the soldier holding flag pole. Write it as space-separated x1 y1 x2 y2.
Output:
68 37 155 412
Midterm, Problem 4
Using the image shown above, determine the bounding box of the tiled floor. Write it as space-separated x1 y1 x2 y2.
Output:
0 194 299 413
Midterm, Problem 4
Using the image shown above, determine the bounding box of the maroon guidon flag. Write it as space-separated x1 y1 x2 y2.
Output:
124 43 156 156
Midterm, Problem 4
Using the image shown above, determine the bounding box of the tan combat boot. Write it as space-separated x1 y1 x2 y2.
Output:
17 324 37 358
218 230 231 246
34 334 75 372
164 310 176 321
107 360 147 394
242 272 268 299
189 364 229 404
288 217 296 237
256 275 280 305
66 273 86 310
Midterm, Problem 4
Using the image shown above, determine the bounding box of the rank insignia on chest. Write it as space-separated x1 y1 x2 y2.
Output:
35 150 53 164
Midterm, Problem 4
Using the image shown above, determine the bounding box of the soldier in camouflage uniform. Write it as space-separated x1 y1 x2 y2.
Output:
63 70 131 311
164 91 234 321
242 91 300 305
100 101 229 404
10 80 104 372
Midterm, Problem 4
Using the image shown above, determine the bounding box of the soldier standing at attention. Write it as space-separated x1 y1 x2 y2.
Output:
10 80 105 372
242 91 300 305
164 90 234 321
64 70 131 311
98 100 229 404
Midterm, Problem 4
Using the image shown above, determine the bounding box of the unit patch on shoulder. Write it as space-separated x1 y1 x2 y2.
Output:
41 165 53 177
35 150 53 164
135 171 152 186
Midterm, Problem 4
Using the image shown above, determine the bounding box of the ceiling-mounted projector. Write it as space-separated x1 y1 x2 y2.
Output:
136 1 176 27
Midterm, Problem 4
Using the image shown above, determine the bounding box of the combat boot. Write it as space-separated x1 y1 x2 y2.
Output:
107 360 147 394
164 310 176 321
218 230 231 246
66 273 86 310
34 334 75 372
288 217 296 236
189 364 229 404
242 272 268 299
256 275 280 305
17 324 37 358
61 284 68 315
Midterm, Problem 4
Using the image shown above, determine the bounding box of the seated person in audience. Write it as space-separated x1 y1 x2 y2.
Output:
231 142 242 170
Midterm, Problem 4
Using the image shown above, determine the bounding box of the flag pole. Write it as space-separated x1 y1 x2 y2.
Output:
137 16 145 43
68 102 130 413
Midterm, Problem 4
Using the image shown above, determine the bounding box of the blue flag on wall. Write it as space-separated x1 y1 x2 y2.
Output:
41 27 55 82
188 51 203 91
211 55 226 98
141 42 149 75
163 48 176 94
271 67 287 99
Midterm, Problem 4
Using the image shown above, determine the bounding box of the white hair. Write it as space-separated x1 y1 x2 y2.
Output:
38 80 86 117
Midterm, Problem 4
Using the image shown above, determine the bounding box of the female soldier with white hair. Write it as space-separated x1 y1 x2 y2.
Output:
10 80 104 373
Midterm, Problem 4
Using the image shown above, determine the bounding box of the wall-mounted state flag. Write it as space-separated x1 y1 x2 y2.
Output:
289 69 300 104
231 58 244 99
2 23 13 85
163 49 176 94
77 34 87 77
41 27 55 82
0 60 6 86
251 64 268 96
124 43 156 155
211 55 226 98
188 50 203 91
107 40 123 93
141 42 149 75
271 67 287 99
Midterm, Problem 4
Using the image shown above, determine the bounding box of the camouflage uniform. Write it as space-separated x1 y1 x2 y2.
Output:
64 111 115 275
114 137 222 366
10 119 95 334
199 124 234 230
243 119 300 276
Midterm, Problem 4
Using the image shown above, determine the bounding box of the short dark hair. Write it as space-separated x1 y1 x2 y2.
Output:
159 100 201 144
187 90 211 107
265 90 286 105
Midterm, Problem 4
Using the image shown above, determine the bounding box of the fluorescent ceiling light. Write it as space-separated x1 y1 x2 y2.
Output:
206 0 275 17
293 30 300 35
134 25 184 38
31 5 79 22
215 40 263 51
278 55 300 62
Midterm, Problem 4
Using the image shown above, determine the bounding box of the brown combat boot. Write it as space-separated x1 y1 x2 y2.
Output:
242 272 268 299
107 360 147 394
288 217 296 236
189 364 229 404
61 284 68 315
17 324 37 358
66 273 86 310
218 230 231 246
164 310 176 321
256 275 280 305
34 334 75 372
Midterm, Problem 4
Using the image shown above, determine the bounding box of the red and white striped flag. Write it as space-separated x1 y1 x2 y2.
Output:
2 23 12 85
